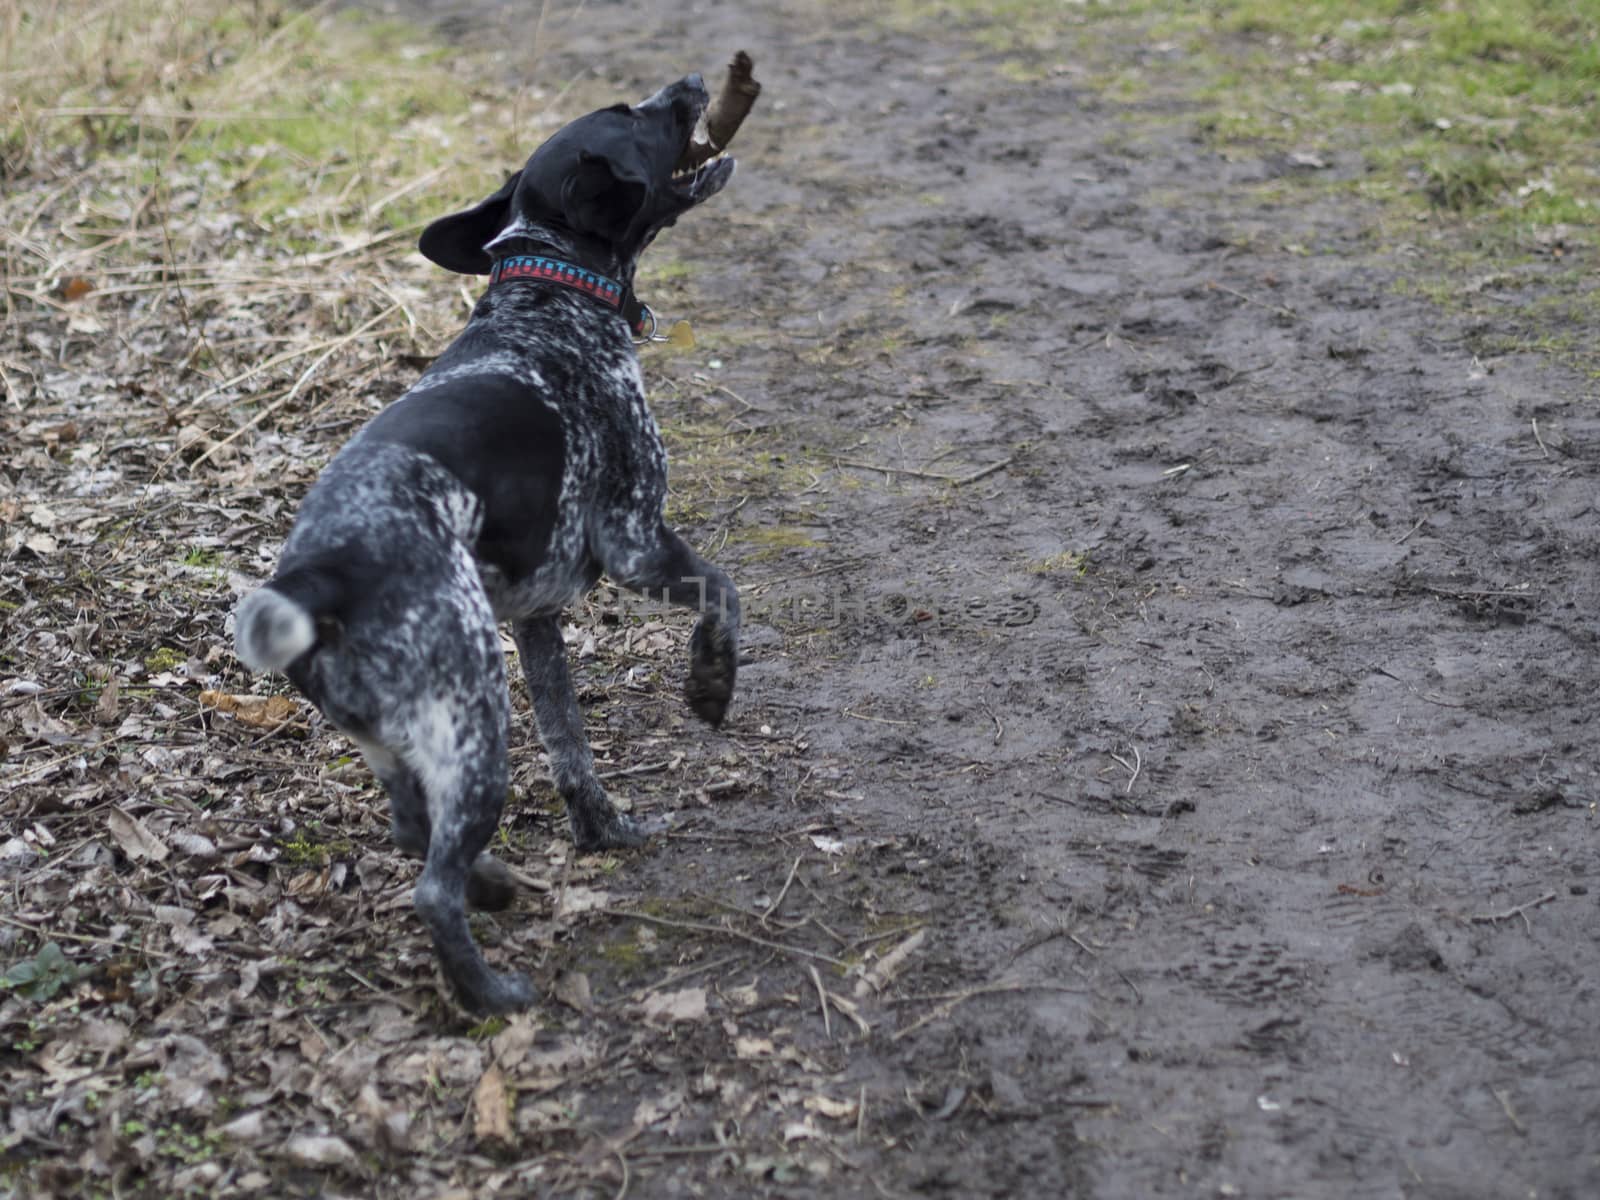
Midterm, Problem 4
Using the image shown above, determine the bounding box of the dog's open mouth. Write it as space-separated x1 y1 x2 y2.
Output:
668 54 757 199
670 152 734 199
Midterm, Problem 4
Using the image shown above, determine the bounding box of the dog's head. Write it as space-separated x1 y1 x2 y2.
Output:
419 74 735 281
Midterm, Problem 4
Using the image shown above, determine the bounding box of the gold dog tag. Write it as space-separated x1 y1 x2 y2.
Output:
665 319 695 350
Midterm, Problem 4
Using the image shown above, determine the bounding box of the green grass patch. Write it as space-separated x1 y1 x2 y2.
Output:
883 0 1598 368
891 0 1597 235
1 0 503 234
142 646 185 673
731 525 823 560
1027 550 1090 577
276 826 353 866
1184 1 1598 227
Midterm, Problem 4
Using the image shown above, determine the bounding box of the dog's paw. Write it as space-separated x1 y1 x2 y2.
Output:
685 618 737 726
461 969 536 1016
570 803 651 852
466 854 518 912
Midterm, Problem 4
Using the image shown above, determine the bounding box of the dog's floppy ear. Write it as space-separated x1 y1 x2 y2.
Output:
418 169 522 275
560 151 650 242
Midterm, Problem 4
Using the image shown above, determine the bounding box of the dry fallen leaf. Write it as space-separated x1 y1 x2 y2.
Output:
783 1119 822 1143
106 809 169 863
805 1094 860 1121
555 885 611 916
356 1083 413 1153
638 986 708 1025
630 1086 685 1131
93 674 120 724
199 690 300 729
283 1133 359 1170
471 1064 513 1145
855 928 925 997
168 831 218 860
724 979 760 1010
218 1110 267 1143
735 1035 776 1059
551 970 593 1014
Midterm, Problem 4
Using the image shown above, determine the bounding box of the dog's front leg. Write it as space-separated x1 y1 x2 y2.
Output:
610 528 741 727
513 615 647 850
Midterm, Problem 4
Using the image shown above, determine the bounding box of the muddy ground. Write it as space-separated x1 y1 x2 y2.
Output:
6 0 1600 1196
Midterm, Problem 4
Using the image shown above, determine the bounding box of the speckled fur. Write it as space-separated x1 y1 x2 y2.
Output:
232 76 741 1016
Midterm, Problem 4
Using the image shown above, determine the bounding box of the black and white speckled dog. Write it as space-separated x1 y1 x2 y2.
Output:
233 75 740 1016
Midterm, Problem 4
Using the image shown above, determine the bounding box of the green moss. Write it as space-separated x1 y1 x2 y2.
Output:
1028 551 1089 577
143 647 185 673
277 828 353 866
467 1016 509 1040
594 940 647 971
734 526 822 554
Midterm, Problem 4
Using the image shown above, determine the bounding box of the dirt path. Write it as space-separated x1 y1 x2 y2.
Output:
6 0 1598 1195
452 2 1600 1195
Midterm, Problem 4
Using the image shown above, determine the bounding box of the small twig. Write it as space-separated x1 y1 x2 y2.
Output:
1107 744 1142 794
1467 892 1557 926
1395 515 1428 545
952 456 1014 487
597 759 673 782
1063 329 1111 356
1207 279 1296 320
343 967 426 1014
832 456 958 482
599 908 847 967
178 315 398 417
890 980 1085 1043
711 383 757 412
192 307 400 466
365 165 448 221
1492 1088 1527 1136
1531 417 1549 459
808 964 833 1039
761 855 804 928
36 105 303 121
842 708 913 727
613 1148 631 1200
626 1142 747 1159
0 914 175 958
824 990 872 1036
749 556 870 592
0 748 102 796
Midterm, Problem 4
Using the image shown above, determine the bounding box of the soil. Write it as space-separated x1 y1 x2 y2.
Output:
6 0 1599 1197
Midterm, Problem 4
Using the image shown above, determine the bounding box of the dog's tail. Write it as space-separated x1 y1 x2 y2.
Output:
234 564 350 672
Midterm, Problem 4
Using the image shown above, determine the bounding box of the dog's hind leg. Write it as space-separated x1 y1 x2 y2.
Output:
357 739 516 912
512 615 647 851
608 526 741 727
398 691 534 1015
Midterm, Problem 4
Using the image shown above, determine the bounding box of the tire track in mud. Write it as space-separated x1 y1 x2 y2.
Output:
386 1 1600 1194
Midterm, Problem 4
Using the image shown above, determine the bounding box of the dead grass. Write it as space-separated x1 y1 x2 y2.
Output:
0 3 929 1195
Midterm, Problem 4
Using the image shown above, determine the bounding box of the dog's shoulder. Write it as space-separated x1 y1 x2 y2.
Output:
356 372 564 581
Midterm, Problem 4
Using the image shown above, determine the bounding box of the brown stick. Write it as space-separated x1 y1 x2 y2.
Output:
678 51 761 170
